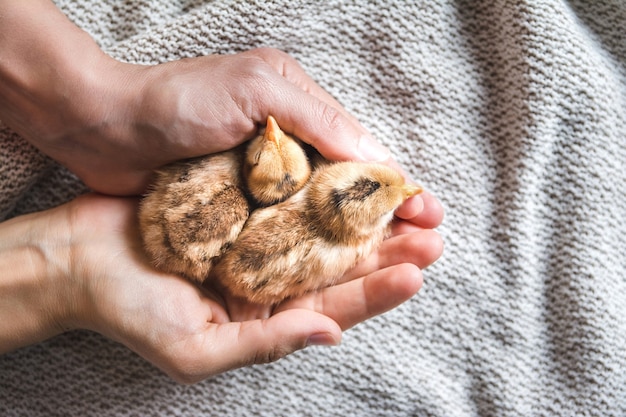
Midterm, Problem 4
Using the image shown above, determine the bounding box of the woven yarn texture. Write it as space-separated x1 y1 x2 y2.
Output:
1 1 625 416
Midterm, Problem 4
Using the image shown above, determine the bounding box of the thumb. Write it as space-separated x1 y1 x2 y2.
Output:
196 310 341 379
247 49 390 163
269 92 391 164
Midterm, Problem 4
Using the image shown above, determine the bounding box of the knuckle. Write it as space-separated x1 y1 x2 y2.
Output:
246 47 300 78
252 346 293 365
248 47 290 63
165 357 207 385
168 368 202 385
237 56 276 87
318 103 344 132
170 372 201 385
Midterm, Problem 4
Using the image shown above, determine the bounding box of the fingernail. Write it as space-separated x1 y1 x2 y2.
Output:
356 134 392 162
306 333 339 347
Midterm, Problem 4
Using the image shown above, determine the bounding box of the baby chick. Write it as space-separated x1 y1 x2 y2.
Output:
243 115 311 206
138 115 312 283
139 150 250 283
211 161 422 304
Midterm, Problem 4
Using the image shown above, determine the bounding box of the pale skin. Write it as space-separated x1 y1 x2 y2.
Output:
0 0 444 382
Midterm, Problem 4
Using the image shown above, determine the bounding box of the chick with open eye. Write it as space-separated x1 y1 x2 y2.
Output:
211 162 422 304
243 115 311 207
138 115 312 283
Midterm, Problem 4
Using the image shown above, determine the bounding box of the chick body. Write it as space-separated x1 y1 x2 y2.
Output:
211 162 422 304
138 116 312 283
139 150 250 282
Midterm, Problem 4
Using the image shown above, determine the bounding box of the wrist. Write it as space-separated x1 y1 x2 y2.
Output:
0 207 78 353
0 1 146 180
0 1 96 135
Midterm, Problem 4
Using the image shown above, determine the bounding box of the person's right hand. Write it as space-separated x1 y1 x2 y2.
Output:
49 48 396 196
2 3 392 196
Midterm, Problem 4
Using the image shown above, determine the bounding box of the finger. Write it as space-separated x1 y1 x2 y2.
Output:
395 194 425 220
245 48 391 163
280 263 422 331
248 47 365 135
390 219 424 235
341 229 444 282
173 310 341 382
266 84 391 163
398 190 444 229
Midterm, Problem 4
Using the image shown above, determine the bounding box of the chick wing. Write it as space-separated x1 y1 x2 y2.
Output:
139 150 249 282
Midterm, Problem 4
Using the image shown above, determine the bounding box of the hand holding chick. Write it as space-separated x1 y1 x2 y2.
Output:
140 116 426 306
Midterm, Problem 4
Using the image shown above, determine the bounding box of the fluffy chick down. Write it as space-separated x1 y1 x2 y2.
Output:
138 116 312 283
139 150 250 283
211 161 422 304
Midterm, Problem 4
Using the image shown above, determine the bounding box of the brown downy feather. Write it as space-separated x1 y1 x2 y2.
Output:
211 161 422 304
138 115 312 283
139 150 250 282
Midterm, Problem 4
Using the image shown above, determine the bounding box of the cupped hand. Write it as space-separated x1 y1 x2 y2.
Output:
2 2 445 381
13 38 444 230
64 194 442 383
24 47 390 196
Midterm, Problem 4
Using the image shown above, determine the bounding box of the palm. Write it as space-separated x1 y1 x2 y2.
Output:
70 194 441 382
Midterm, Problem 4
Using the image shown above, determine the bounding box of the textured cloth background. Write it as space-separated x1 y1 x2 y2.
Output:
1 1 625 416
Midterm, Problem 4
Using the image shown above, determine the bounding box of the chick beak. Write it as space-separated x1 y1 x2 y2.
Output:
264 115 282 150
401 183 423 199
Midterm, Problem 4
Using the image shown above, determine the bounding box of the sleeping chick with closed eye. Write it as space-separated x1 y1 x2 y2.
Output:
244 115 311 206
211 161 422 304
138 115 311 283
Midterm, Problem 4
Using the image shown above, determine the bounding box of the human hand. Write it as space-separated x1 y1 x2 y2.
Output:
1 1 444 381
124 46 444 228
37 193 440 383
44 43 442 228
0 4 434 201
1 2 443 227
50 48 398 196
1 7 389 196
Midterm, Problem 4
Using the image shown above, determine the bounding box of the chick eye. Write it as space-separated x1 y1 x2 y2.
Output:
331 179 381 209
253 151 261 165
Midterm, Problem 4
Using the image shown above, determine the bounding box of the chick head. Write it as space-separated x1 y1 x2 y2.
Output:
244 116 311 206
308 162 422 242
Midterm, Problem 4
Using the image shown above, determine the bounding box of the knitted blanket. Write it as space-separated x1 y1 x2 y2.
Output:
1 1 625 416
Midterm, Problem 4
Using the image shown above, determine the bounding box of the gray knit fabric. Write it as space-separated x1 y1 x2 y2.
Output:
1 1 625 416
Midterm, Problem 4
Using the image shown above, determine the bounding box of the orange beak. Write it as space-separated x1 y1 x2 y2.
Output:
264 115 283 150
401 183 423 199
